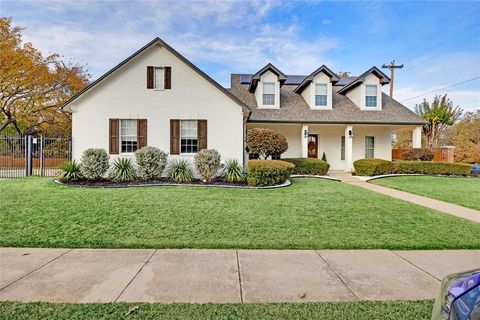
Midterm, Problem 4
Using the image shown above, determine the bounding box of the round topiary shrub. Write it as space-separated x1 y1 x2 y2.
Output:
246 128 288 159
353 158 393 176
135 146 168 180
80 148 109 180
282 158 330 175
247 160 294 186
402 148 435 161
194 149 221 182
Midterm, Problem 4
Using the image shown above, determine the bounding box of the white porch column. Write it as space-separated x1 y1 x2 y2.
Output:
301 124 309 158
345 125 353 172
412 126 422 148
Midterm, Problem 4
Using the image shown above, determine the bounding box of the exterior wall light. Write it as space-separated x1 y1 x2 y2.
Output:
304 129 309 138
348 129 354 138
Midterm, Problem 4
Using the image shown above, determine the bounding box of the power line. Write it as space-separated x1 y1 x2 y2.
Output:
400 76 480 102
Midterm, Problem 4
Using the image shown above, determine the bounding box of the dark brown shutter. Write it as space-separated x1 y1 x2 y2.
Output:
109 119 119 154
164 66 171 89
170 119 180 155
137 119 147 149
198 120 207 151
147 66 154 89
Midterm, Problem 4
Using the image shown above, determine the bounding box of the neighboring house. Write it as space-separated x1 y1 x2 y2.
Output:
63 37 425 172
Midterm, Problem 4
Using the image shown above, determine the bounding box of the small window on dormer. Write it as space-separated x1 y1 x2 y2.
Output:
263 83 275 105
365 85 377 107
315 84 328 106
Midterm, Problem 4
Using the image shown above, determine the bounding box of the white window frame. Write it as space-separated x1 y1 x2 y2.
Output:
315 84 328 107
365 136 375 158
153 67 165 90
120 119 138 154
365 85 377 107
262 82 275 106
180 120 198 154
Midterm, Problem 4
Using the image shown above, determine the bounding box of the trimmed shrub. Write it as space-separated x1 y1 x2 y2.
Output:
80 148 109 179
167 159 194 182
247 160 294 186
282 158 330 175
222 159 246 183
135 146 168 180
109 158 136 182
194 149 221 182
402 148 435 161
354 158 393 176
246 128 288 159
393 161 472 176
57 160 82 181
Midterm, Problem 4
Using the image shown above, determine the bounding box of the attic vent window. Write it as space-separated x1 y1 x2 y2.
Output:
263 82 275 105
365 85 377 107
315 84 328 106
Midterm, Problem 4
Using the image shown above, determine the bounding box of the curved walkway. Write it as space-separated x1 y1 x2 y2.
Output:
1 248 479 303
329 172 480 223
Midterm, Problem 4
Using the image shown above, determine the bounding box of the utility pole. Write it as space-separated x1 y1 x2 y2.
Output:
382 60 404 97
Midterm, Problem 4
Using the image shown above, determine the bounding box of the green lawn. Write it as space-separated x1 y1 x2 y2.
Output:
372 176 480 211
1 177 480 249
0 301 434 320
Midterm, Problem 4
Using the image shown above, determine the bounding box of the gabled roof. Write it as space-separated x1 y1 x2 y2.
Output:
63 37 251 113
294 65 340 93
337 66 390 94
248 63 287 93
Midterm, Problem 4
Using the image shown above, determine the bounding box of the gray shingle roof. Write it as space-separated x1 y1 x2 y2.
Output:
229 74 426 125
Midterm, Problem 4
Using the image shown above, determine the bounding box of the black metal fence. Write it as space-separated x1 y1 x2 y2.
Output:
0 135 71 178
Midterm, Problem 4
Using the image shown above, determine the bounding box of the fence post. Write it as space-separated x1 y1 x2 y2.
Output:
26 135 33 176
39 135 44 176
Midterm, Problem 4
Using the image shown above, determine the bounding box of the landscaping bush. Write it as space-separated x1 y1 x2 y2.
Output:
135 146 168 180
246 128 288 159
109 158 136 182
222 159 246 183
194 149 221 182
282 158 330 175
57 160 82 181
167 159 194 182
80 148 109 179
393 161 472 176
247 160 294 186
402 148 435 161
354 158 393 176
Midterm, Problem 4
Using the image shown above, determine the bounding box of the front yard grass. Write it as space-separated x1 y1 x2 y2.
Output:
1 177 480 249
0 300 434 320
372 176 480 211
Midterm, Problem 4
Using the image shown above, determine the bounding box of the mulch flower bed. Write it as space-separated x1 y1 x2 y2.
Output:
58 178 249 188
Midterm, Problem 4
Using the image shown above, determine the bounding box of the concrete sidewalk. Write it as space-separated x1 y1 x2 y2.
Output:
1 248 479 303
329 172 480 223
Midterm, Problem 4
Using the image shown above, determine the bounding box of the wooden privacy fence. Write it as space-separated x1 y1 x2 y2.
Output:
392 147 455 163
0 135 71 178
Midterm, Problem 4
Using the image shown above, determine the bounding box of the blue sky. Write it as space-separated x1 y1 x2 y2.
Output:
2 0 479 111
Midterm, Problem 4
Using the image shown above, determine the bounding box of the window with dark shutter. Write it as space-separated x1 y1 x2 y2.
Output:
164 66 171 89
109 119 119 154
137 119 147 149
170 119 180 155
198 120 207 151
147 66 154 89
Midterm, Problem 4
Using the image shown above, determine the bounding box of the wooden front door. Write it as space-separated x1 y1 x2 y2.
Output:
307 134 318 158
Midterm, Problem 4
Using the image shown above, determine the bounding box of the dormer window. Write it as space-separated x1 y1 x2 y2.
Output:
365 85 377 107
315 84 328 106
262 83 275 105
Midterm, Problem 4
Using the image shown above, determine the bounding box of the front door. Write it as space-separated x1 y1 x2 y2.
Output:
307 134 318 158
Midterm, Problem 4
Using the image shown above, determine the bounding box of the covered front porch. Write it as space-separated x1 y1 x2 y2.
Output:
246 123 422 172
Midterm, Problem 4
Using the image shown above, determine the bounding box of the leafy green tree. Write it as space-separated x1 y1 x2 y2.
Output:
414 94 462 148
